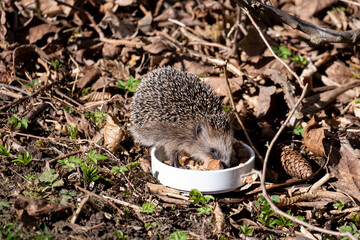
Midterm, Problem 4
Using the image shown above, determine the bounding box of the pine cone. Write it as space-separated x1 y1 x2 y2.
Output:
280 145 313 179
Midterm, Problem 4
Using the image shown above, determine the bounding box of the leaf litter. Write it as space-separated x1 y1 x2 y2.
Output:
0 0 360 239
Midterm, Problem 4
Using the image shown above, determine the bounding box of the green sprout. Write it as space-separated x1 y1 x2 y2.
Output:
58 155 84 169
240 224 254 236
9 114 30 129
67 124 78 139
334 200 345 210
25 79 38 88
111 161 140 176
0 144 10 158
12 151 32 166
140 203 156 214
167 231 190 240
114 230 128 240
292 124 304 135
82 163 100 183
38 170 64 188
117 76 141 92
189 189 214 215
86 150 108 165
51 59 62 72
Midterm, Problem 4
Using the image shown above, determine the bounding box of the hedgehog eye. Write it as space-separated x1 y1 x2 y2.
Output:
210 147 218 157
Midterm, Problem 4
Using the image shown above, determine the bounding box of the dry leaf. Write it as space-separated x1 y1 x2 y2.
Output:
138 12 152 33
79 91 112 102
15 196 69 227
303 116 326 157
143 38 173 54
328 138 360 202
203 76 243 97
325 61 353 85
115 0 134 7
77 66 101 89
13 44 49 68
139 157 151 173
28 24 60 43
212 202 225 234
104 113 128 153
256 86 276 118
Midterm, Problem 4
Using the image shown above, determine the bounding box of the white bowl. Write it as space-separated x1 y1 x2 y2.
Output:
151 144 255 194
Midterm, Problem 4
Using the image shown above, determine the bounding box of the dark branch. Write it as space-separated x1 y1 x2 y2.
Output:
233 0 360 45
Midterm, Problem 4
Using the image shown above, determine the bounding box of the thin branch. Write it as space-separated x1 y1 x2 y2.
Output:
234 0 360 45
242 7 304 88
223 63 264 163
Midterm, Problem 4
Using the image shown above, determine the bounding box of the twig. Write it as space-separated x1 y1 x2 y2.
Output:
223 63 264 163
233 0 360 45
49 150 84 164
260 83 357 240
70 195 90 224
74 185 124 214
241 6 304 88
102 195 141 213
0 81 53 111
154 30 244 77
340 0 360 7
69 55 79 94
309 173 330 192
0 129 96 144
0 83 29 95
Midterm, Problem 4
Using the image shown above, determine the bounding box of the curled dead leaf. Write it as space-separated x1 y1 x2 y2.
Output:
303 115 326 157
212 202 225 234
79 91 112 102
77 66 101 89
104 113 128 153
15 196 70 227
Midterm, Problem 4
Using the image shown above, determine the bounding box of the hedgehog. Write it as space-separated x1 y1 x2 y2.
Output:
130 66 234 168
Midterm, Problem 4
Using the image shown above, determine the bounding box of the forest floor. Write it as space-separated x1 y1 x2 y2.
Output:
0 0 360 239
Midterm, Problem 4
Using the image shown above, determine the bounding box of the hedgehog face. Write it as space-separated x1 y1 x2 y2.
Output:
192 122 234 168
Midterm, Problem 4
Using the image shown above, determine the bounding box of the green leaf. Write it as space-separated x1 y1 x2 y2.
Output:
271 195 280 203
140 203 156 213
340 226 352 232
39 170 58 183
52 179 64 187
167 231 189 240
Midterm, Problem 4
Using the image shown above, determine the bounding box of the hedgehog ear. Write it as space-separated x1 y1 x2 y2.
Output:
195 122 206 137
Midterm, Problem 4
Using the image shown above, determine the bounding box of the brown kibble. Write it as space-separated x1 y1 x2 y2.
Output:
202 157 224 170
178 152 195 167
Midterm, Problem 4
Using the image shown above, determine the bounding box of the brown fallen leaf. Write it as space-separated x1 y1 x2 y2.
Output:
303 115 326 157
79 91 112 102
13 44 49 69
203 76 243 97
256 85 277 118
328 138 360 202
138 12 152 33
28 23 60 43
104 113 128 153
212 202 225 235
77 66 101 89
15 196 70 227
143 38 173 54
